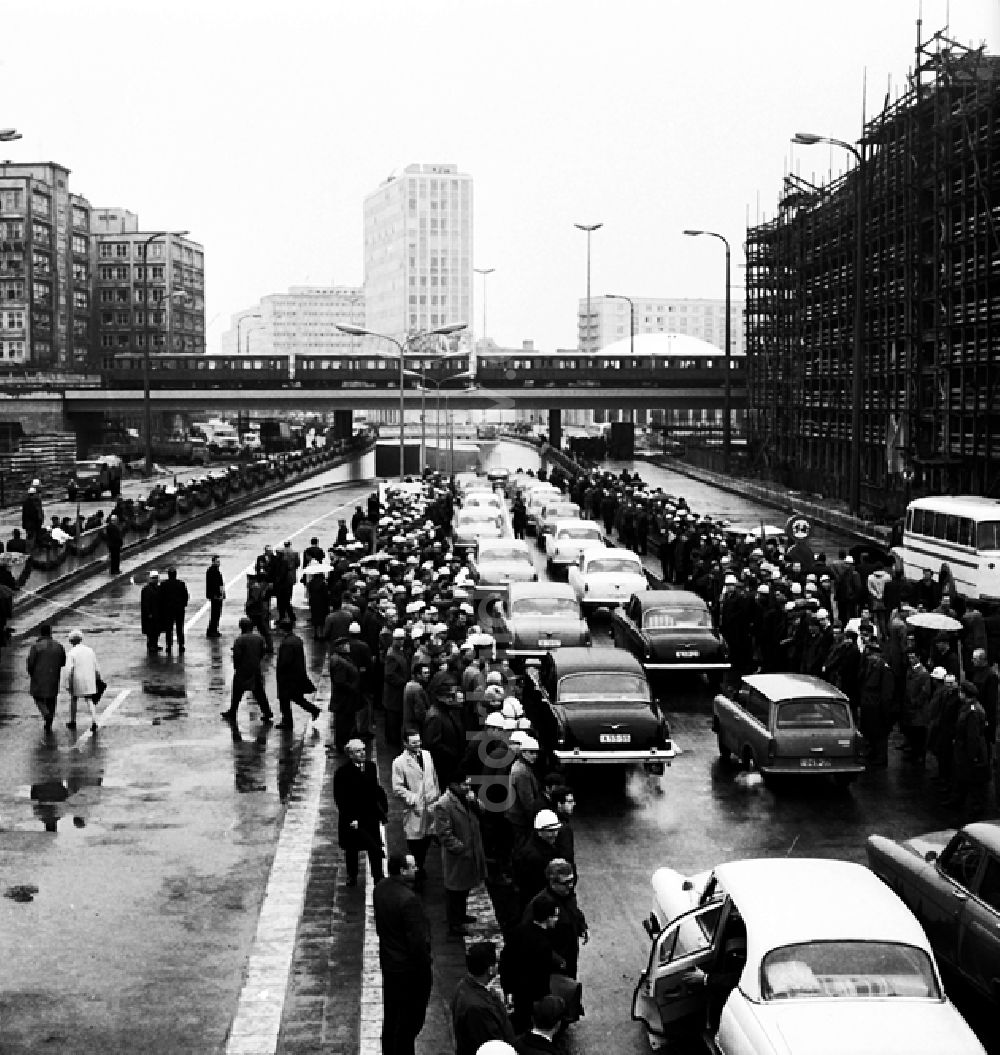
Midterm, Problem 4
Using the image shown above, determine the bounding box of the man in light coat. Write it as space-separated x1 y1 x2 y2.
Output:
433 775 487 938
26 622 66 732
391 728 441 893
65 628 102 733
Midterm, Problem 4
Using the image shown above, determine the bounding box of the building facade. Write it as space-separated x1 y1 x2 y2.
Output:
91 213 205 364
363 163 473 344
220 286 365 357
0 161 92 368
580 294 745 358
746 36 1000 514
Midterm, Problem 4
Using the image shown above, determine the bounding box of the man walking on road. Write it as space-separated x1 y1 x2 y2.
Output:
160 566 189 653
26 623 65 732
103 514 123 575
140 570 163 653
221 617 273 725
206 555 225 638
275 539 300 627
372 852 433 1055
65 629 103 734
275 624 321 730
333 738 387 886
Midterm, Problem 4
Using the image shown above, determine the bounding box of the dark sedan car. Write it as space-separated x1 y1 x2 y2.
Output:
533 647 675 773
867 822 1000 1003
499 581 591 662
611 589 729 683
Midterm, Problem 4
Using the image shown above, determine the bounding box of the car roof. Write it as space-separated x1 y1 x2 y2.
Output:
633 589 707 609
477 539 531 557
549 646 645 676
741 673 849 703
553 519 602 532
509 581 577 599
584 547 643 563
711 859 932 978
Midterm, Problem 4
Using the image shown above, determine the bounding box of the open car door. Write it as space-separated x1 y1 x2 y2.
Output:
632 901 722 1045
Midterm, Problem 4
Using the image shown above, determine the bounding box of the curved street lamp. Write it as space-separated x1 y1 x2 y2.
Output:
337 322 466 479
792 131 865 513
683 229 732 473
574 223 602 353
0 129 22 143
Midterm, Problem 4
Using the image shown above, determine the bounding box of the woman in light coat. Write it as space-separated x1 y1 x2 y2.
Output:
65 628 102 733
390 728 441 891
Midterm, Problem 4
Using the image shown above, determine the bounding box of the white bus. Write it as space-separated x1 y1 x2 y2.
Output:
893 495 1000 602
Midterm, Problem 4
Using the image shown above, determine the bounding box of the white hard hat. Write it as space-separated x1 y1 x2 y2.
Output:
533 808 561 830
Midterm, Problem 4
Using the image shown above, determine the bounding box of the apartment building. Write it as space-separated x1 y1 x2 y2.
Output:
221 286 365 357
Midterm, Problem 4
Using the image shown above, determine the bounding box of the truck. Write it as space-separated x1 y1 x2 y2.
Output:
67 455 123 499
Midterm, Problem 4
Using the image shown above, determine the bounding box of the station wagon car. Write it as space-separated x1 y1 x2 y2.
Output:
535 500 581 549
867 821 1000 1003
712 673 864 787
544 520 606 578
524 484 563 535
612 589 729 681
498 580 590 660
567 547 648 613
632 857 985 1054
468 538 537 585
535 647 673 772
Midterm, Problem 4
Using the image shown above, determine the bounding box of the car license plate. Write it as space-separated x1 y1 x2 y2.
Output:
676 650 699 659
799 758 831 768
538 638 561 648
600 733 631 744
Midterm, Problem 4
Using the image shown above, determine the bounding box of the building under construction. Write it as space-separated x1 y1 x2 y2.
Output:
746 29 1000 517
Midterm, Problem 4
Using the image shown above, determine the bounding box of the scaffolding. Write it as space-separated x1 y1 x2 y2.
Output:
746 29 1000 515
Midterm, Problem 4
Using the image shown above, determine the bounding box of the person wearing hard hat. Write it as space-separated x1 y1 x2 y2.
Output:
511 808 563 917
505 734 544 854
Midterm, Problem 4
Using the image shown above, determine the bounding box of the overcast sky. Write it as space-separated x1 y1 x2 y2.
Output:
5 1 998 354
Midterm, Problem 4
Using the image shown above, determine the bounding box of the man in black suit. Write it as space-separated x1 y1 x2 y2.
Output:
514 995 564 1054
500 893 565 1034
372 853 432 1055
333 739 387 886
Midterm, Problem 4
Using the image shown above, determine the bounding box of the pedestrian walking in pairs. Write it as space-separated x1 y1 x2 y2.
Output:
160 566 189 653
220 617 274 724
206 555 225 638
26 623 65 732
333 738 387 886
140 570 163 653
65 629 103 734
372 853 433 1055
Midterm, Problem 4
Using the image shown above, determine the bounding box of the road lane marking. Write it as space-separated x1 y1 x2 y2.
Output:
74 688 132 749
185 493 362 633
225 686 331 1055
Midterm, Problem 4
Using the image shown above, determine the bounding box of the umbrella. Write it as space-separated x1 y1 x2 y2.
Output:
300 561 333 578
906 612 962 632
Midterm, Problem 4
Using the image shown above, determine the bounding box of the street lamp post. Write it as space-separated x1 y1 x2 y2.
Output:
683 229 732 474
0 129 22 143
142 229 189 476
236 313 263 437
574 223 602 353
473 267 495 349
337 323 466 480
792 132 866 514
606 293 635 426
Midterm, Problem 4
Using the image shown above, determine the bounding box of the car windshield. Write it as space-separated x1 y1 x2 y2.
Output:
587 558 643 575
643 606 711 629
558 672 650 702
481 547 532 564
512 596 578 617
545 506 579 519
558 526 603 541
761 941 940 1001
466 494 501 507
776 699 852 729
458 511 499 525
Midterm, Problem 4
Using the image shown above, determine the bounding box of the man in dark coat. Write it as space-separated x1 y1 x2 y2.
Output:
275 626 321 729
26 622 66 731
858 642 895 766
433 776 487 938
423 686 466 790
103 514 123 574
499 893 565 1034
373 853 432 1055
946 682 991 815
220 616 273 724
205 555 225 638
159 566 189 653
245 573 273 654
514 995 565 1054
274 539 300 626
451 941 516 1055
334 739 387 886
512 810 563 914
383 629 410 750
511 497 527 540
21 485 43 540
329 637 361 752
140 570 164 653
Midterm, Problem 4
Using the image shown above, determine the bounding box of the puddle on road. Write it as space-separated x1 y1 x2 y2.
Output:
142 680 189 721
4 884 39 903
